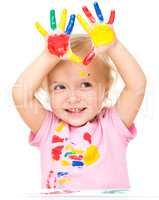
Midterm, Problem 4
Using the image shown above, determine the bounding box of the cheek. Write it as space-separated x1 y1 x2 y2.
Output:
86 89 105 106
50 93 65 109
84 91 99 105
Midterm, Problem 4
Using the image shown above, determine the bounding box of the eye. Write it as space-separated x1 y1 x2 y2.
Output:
54 84 66 90
81 82 92 88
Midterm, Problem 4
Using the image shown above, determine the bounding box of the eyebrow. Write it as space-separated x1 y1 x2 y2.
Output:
50 78 92 85
51 81 59 84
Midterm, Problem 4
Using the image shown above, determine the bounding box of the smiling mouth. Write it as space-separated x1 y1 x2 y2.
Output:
64 107 87 113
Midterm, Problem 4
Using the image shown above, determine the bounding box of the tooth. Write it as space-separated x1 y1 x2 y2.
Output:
68 108 83 112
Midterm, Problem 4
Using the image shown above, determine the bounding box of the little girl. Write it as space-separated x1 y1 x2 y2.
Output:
12 9 146 191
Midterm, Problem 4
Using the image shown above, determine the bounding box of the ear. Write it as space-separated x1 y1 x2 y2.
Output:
104 83 110 96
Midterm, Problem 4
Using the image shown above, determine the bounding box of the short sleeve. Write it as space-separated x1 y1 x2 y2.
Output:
28 111 54 148
106 106 137 143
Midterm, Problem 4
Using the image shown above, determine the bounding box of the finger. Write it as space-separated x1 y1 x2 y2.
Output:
82 6 96 23
65 14 75 35
93 2 104 22
67 50 82 63
35 21 48 37
77 14 91 33
107 10 115 25
83 48 95 65
59 9 68 31
50 9 57 31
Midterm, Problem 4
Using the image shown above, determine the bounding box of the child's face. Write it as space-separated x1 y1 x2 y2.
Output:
48 59 107 127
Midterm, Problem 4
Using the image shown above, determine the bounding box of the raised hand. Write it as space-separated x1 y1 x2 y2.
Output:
35 9 82 63
77 1 116 65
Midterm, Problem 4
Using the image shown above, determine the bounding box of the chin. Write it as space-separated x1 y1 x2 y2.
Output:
64 119 88 127
70 123 86 127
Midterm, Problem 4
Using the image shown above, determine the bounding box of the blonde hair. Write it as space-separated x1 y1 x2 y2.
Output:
36 34 117 108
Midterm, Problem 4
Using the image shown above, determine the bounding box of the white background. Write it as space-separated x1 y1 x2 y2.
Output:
0 0 159 199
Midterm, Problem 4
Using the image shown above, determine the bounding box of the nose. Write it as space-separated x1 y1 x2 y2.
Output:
67 90 81 105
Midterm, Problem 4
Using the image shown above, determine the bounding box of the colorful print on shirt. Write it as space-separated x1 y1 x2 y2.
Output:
46 121 101 189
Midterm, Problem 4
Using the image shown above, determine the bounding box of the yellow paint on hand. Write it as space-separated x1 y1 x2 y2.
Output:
35 21 48 37
89 24 115 47
59 9 68 31
77 14 91 33
67 50 82 63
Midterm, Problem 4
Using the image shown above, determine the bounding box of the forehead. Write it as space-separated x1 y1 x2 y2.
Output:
48 59 105 84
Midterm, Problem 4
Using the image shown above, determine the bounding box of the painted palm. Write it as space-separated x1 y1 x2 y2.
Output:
35 9 82 63
77 1 116 65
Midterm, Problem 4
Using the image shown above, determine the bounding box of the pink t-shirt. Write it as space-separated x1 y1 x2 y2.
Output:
29 106 137 190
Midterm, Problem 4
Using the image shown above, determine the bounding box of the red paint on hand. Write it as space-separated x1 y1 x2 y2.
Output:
48 34 69 57
83 49 95 65
107 10 115 25
83 132 92 144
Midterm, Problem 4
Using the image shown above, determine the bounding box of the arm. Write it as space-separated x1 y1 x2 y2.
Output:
107 40 147 128
12 49 60 133
76 2 146 128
